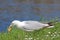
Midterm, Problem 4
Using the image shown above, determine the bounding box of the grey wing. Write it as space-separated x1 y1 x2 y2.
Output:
23 21 46 30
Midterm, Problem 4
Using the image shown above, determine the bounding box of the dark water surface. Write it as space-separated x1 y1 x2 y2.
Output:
0 0 60 32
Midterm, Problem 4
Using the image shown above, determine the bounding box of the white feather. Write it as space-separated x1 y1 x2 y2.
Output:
10 20 54 31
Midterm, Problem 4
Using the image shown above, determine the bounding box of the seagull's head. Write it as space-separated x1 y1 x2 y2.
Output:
8 20 21 32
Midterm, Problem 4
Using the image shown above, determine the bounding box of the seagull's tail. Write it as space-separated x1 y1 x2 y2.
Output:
48 20 58 25
47 20 58 28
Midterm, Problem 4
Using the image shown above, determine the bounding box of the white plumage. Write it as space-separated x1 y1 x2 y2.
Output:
8 20 54 31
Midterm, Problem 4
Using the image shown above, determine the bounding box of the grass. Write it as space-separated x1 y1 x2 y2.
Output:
0 22 60 40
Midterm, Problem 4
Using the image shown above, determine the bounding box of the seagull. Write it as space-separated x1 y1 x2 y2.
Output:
8 20 54 32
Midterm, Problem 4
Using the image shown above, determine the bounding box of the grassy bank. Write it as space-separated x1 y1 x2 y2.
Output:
0 22 60 40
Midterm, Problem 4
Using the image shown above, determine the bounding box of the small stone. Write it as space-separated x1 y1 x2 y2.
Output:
51 34 53 36
25 38 28 39
54 32 57 34
46 35 49 37
48 32 51 34
53 35 56 37
25 35 28 37
34 39 36 40
29 37 33 39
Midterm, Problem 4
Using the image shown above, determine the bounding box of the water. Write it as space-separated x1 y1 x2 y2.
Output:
0 0 60 32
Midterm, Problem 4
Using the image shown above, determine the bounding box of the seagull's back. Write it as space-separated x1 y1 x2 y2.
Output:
22 21 49 30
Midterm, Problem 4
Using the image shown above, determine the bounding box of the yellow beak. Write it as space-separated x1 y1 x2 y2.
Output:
8 25 12 32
